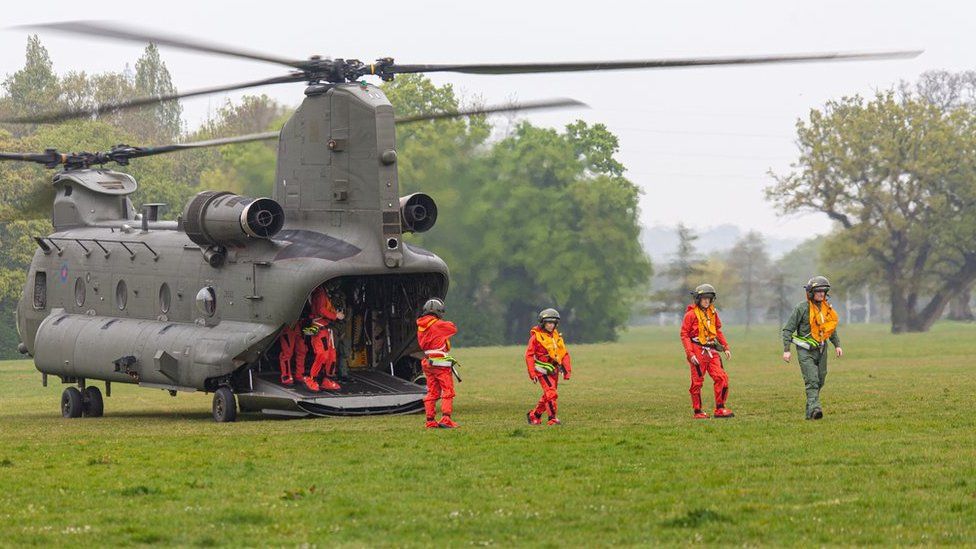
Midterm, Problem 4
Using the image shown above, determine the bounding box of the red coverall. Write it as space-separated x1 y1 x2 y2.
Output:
679 304 730 411
525 327 572 420
277 321 307 383
307 287 339 381
416 314 458 420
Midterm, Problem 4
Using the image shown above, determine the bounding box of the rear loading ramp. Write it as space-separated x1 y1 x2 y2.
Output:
238 370 425 417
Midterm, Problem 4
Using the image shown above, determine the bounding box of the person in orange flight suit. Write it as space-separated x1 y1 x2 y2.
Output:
276 320 306 385
525 308 572 426
680 284 734 419
302 285 344 392
416 297 460 429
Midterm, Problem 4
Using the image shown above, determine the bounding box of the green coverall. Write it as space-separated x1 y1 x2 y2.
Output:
781 301 841 418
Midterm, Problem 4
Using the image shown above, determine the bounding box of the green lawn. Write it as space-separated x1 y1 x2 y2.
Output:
0 323 974 547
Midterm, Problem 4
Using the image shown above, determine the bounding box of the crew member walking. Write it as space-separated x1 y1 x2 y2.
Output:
525 308 572 426
680 284 734 419
782 276 843 420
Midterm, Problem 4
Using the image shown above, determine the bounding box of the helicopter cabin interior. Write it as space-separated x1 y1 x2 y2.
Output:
248 273 445 412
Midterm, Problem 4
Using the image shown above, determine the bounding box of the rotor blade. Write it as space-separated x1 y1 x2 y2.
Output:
125 131 280 159
389 50 922 76
0 74 303 124
0 151 57 164
15 20 305 68
394 98 586 125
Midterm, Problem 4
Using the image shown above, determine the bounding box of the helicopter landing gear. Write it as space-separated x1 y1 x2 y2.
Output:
83 386 104 417
212 386 237 423
61 387 84 418
61 381 105 419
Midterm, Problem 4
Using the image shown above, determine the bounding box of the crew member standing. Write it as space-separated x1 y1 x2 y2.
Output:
416 298 460 429
525 308 572 426
303 285 344 392
680 284 734 419
782 276 843 420
276 320 306 386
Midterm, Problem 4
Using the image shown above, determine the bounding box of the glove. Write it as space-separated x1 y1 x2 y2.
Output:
563 373 571 381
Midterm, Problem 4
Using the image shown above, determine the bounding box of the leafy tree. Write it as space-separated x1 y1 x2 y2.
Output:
195 95 290 198
768 90 976 333
725 230 770 329
133 44 183 141
0 36 59 137
386 76 650 344
652 223 705 314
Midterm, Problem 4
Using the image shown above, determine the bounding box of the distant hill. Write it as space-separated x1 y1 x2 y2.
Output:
641 224 803 262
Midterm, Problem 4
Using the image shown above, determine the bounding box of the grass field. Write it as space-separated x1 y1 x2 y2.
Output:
0 323 974 547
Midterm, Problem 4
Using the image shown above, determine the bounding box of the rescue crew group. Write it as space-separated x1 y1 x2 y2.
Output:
277 275 842 428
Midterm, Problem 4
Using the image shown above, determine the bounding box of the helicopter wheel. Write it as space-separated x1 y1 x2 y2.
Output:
212 386 237 423
61 387 84 418
83 386 104 418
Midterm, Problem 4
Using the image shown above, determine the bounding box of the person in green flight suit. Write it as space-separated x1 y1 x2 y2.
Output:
781 276 844 420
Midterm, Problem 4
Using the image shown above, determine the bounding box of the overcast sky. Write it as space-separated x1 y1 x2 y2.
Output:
0 1 963 239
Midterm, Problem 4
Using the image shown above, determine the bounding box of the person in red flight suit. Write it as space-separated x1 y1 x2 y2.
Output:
416 297 460 429
680 283 734 419
525 308 572 426
276 320 306 385
302 285 344 392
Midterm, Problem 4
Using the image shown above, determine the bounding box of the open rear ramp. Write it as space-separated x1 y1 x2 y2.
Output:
238 370 425 417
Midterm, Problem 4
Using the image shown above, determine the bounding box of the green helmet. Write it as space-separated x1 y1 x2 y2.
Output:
422 298 446 318
691 283 717 302
538 308 561 326
805 276 831 298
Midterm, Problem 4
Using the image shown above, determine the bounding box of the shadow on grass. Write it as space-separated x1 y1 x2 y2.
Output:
662 508 732 528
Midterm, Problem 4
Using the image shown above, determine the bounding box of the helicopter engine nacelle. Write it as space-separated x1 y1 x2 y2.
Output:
182 191 285 248
399 193 438 233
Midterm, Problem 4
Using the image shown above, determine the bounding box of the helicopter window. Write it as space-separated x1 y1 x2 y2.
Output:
63 185 73 196
196 286 217 317
116 280 128 310
159 283 171 314
32 271 47 310
74 277 86 307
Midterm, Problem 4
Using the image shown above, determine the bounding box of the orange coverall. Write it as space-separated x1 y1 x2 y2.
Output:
416 314 458 420
307 287 339 380
277 320 307 382
679 304 730 411
525 326 572 420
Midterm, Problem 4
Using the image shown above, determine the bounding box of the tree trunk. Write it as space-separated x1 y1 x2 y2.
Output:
904 277 976 332
948 287 974 321
889 282 910 334
863 286 871 324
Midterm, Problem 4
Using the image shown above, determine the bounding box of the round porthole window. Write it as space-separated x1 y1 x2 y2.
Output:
116 279 128 310
74 277 86 307
195 286 216 317
159 283 171 314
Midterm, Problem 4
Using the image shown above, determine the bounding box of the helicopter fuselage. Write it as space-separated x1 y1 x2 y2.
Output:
15 82 451 418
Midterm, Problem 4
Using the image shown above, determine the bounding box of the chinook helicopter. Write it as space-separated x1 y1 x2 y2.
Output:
2 21 921 421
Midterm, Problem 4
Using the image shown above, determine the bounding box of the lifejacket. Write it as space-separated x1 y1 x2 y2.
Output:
692 304 719 346
532 327 567 373
808 300 839 344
